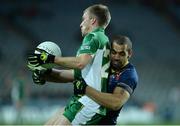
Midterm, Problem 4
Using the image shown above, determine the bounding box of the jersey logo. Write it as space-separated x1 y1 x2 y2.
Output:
81 45 90 50
115 74 120 80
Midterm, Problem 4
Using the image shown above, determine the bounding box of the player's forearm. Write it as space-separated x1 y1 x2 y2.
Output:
44 69 74 83
54 54 92 69
86 86 122 110
54 57 84 69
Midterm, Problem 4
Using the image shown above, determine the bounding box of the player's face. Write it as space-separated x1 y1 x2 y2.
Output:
80 11 92 36
110 42 131 70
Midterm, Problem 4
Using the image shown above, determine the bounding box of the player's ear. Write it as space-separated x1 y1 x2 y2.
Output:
91 18 97 25
128 50 133 59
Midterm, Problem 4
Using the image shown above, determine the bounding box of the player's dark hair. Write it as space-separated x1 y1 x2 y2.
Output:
111 35 132 51
85 4 111 28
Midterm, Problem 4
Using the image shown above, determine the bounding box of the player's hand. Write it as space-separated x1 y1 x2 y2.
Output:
32 69 52 85
32 70 46 85
27 52 55 67
27 61 47 72
73 78 87 95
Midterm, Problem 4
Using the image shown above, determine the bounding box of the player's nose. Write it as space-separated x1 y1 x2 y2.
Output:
114 54 120 59
80 22 83 28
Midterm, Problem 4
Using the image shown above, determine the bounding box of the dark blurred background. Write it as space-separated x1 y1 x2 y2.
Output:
0 0 180 125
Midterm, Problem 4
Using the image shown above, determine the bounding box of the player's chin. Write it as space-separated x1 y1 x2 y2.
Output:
81 33 85 37
113 61 119 65
112 62 121 69
82 32 87 37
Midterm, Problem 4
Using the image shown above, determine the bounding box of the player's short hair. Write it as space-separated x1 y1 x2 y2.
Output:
85 4 111 28
111 35 132 51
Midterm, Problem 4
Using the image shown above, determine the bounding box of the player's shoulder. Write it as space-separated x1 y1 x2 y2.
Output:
83 32 98 43
118 63 138 87
116 63 138 93
87 32 98 40
123 63 138 78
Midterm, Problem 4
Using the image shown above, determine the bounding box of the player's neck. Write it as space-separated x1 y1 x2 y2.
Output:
112 61 129 73
121 61 129 68
91 25 102 31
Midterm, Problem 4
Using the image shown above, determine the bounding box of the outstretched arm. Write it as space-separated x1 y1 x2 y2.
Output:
43 69 74 83
54 54 92 69
28 53 92 70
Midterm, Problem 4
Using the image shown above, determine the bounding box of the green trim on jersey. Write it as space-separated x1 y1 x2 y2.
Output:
63 96 104 125
63 96 83 122
76 27 108 56
74 68 81 80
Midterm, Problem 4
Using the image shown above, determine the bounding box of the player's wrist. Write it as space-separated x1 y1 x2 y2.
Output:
83 82 88 94
84 85 89 94
40 68 52 78
48 54 55 63
73 78 87 95
32 70 46 85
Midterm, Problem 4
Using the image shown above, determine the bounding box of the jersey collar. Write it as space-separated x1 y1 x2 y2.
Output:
92 27 105 32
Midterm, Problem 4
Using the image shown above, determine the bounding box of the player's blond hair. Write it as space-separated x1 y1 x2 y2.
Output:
84 4 111 28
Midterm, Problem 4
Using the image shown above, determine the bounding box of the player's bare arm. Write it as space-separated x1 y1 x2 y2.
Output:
54 54 92 69
28 51 92 70
43 69 74 83
85 86 130 111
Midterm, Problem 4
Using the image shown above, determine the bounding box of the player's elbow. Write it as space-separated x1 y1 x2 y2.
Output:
76 59 90 69
77 63 86 70
111 103 122 111
76 54 92 69
111 98 125 111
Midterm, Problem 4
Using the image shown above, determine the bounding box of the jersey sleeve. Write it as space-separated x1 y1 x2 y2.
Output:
78 33 99 55
116 69 138 95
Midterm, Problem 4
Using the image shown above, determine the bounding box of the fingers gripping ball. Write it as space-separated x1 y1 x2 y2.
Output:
32 69 52 85
27 53 55 67
32 70 46 85
40 52 48 61
34 41 62 69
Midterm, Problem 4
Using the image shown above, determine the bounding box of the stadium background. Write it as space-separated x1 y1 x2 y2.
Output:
0 0 180 125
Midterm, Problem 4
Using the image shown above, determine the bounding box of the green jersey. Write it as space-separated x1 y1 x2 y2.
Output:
74 27 110 115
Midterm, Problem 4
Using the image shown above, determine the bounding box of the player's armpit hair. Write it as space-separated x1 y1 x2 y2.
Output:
116 82 133 95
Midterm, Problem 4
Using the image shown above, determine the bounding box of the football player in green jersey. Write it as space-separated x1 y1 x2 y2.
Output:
28 4 111 125
28 35 138 125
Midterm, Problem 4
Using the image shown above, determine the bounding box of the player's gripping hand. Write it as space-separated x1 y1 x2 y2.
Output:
27 52 55 67
32 70 46 85
73 78 87 95
32 69 52 85
27 61 47 72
